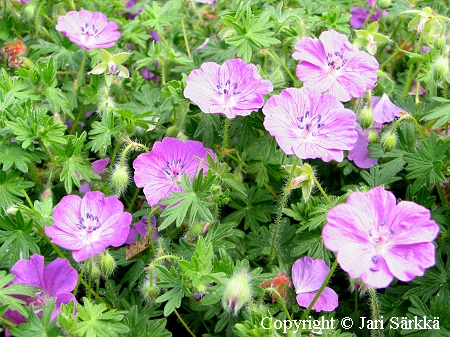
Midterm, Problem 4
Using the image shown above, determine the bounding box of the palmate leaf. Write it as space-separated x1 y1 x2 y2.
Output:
8 300 62 337
159 172 215 230
0 171 34 209
87 110 123 152
140 1 183 34
0 143 45 173
0 270 38 317
123 306 171 337
0 211 40 268
404 132 449 193
70 298 129 337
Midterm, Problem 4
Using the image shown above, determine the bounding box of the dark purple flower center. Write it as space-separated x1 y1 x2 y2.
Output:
296 110 325 137
368 219 395 271
108 63 120 76
217 79 241 106
162 159 186 184
80 23 99 39
30 290 49 313
326 51 347 72
77 212 102 233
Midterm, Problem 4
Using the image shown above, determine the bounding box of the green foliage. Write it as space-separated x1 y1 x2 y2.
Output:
0 270 38 318
159 172 215 230
221 6 280 62
0 171 34 209
0 211 40 267
0 143 45 173
70 298 129 337
8 300 62 337
87 110 123 152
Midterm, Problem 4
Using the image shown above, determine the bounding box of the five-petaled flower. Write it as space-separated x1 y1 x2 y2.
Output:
183 58 273 118
292 256 339 312
322 186 440 288
5 254 78 324
262 87 358 162
292 30 379 102
45 191 132 262
55 10 120 50
133 137 215 206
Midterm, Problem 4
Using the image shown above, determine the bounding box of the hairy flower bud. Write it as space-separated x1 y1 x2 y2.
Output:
358 108 374 129
111 164 130 196
284 163 315 201
367 129 379 143
434 37 446 52
165 126 179 137
141 281 160 302
222 271 251 315
431 55 449 82
378 0 391 9
381 133 397 151
98 250 116 277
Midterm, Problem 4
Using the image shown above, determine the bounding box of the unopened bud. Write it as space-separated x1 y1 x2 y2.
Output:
141 281 160 302
434 37 446 52
367 129 379 143
381 133 397 151
111 165 129 196
165 126 179 137
98 250 116 277
222 270 251 315
432 55 449 82
284 163 315 201
378 0 391 9
186 223 205 240
358 108 374 129
349 277 370 298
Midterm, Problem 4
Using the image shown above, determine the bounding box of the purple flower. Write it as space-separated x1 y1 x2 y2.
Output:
372 94 404 124
125 216 158 244
56 10 120 50
45 191 132 262
133 137 215 206
262 87 358 162
292 30 379 102
6 255 77 322
348 124 379 169
79 158 110 193
322 186 440 288
183 58 273 119
292 257 338 312
350 7 382 29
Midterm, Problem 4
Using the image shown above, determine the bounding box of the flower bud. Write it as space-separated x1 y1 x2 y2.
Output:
431 55 449 82
434 37 446 52
378 0 391 9
222 271 251 315
349 277 370 298
165 126 179 137
367 129 379 143
141 281 160 302
284 163 315 201
111 164 129 196
185 223 205 240
98 250 116 277
358 108 374 129
381 133 397 151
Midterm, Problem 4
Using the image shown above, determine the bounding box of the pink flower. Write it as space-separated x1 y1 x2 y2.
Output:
348 124 380 169
262 87 358 162
56 10 120 50
183 58 273 118
322 187 440 288
350 7 384 29
292 257 338 312
292 30 379 102
45 191 132 262
133 137 215 206
79 158 110 193
371 94 404 124
5 255 77 325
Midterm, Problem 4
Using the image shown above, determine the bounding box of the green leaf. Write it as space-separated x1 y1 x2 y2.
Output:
0 270 38 317
87 111 123 152
360 158 405 188
0 143 44 173
70 298 129 337
8 300 62 337
0 211 40 268
0 171 34 209
404 132 449 193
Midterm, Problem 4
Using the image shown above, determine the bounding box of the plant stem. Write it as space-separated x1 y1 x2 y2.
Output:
174 308 196 337
312 175 332 204
148 255 181 287
106 277 120 309
268 157 300 264
73 259 88 296
181 18 191 59
22 189 34 209
127 188 141 213
379 33 415 70
220 117 230 161
69 50 88 103
369 288 384 337
87 259 92 300
148 206 160 256
300 259 338 321
268 49 297 83
79 278 113 310
69 103 84 135
262 287 292 320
